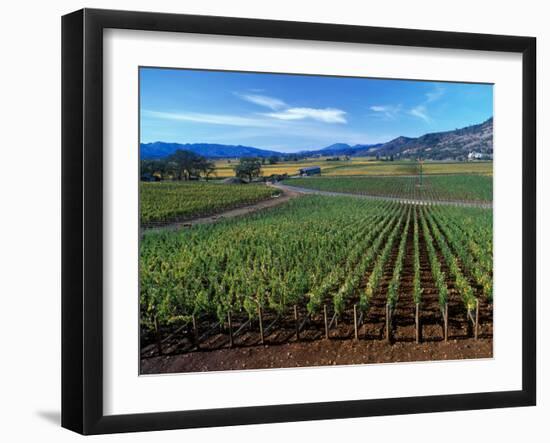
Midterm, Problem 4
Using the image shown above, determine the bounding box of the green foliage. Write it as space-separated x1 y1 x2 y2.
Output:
387 207 412 309
420 207 448 307
140 182 278 225
330 203 402 315
431 206 493 302
234 157 263 182
423 208 478 311
141 149 215 181
412 207 423 305
140 196 493 336
283 174 493 203
360 208 406 311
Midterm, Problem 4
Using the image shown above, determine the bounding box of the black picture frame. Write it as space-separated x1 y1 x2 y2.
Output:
62 8 536 435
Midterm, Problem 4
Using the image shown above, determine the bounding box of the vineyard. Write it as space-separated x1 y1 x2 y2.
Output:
140 182 279 226
282 175 492 203
140 195 493 357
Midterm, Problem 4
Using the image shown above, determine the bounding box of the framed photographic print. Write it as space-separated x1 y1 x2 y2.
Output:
61 8 536 435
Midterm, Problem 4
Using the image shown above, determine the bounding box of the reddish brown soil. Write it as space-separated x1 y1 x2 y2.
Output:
141 337 492 374
141 284 493 375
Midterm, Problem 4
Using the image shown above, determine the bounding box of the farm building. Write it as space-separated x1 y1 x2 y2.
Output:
299 166 321 176
468 151 493 161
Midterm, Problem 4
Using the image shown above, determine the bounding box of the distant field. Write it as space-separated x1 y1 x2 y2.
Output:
140 182 279 225
212 158 492 178
322 161 492 176
283 174 493 203
212 157 374 177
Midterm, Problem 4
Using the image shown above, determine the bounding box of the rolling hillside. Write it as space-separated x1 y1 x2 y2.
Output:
141 118 493 160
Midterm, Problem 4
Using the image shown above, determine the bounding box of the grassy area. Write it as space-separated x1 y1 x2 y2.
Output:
283 174 493 202
212 158 492 178
140 181 279 225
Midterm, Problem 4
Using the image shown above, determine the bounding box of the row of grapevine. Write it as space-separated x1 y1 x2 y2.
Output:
430 208 493 301
283 174 493 203
412 206 423 305
387 206 412 309
423 207 478 312
433 206 493 303
140 196 492 345
435 206 492 265
419 206 448 308
360 208 407 311
141 196 399 332
309 202 400 314
332 206 404 315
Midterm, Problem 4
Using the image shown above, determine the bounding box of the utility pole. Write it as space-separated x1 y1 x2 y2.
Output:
419 157 423 186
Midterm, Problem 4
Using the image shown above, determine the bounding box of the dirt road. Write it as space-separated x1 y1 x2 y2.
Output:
271 182 492 209
143 186 302 232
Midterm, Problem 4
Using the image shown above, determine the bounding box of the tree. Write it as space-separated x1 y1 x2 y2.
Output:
268 155 280 165
233 157 262 182
141 159 170 180
201 160 216 181
168 149 217 180
168 150 199 180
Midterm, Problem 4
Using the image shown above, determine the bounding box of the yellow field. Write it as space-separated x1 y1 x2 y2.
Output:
212 158 492 178
212 157 374 177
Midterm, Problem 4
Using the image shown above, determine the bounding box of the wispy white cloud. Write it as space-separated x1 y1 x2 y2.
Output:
409 105 431 123
237 93 287 110
263 107 347 123
407 86 444 123
425 85 445 103
369 104 401 119
236 91 347 123
143 110 278 128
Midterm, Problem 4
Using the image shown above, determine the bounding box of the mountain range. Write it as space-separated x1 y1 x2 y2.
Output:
140 117 493 161
140 142 283 160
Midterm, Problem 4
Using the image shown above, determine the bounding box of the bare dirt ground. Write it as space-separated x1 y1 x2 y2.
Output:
141 296 492 375
141 337 492 374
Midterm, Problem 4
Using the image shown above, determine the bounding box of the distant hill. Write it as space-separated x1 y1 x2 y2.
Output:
140 142 283 159
141 118 493 160
364 118 493 160
299 143 381 157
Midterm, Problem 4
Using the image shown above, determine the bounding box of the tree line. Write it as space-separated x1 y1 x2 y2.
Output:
141 150 216 181
141 149 268 183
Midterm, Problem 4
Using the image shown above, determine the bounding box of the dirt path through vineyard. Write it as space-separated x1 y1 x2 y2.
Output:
143 186 303 232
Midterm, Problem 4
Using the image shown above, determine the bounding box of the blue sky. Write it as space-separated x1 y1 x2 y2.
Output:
140 67 493 153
